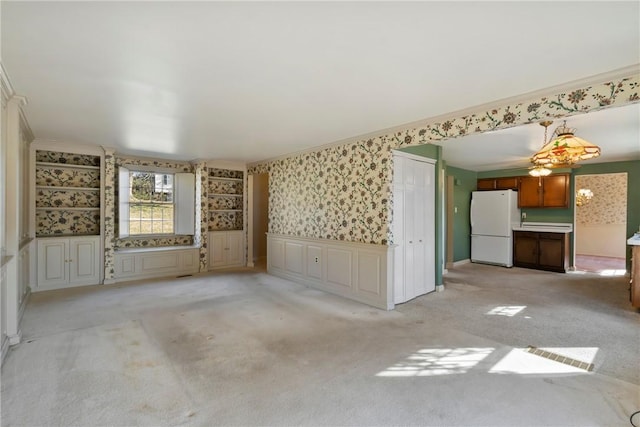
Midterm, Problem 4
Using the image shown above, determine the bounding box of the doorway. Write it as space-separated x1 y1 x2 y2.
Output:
574 173 627 274
249 173 269 270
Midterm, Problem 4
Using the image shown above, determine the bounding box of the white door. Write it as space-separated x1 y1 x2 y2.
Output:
209 232 227 268
37 238 68 287
393 154 436 304
226 231 243 266
69 237 100 285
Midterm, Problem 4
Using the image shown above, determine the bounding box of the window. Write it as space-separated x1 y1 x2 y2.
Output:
119 167 194 238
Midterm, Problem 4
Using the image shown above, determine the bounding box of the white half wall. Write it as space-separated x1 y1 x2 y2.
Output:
114 246 199 282
267 233 394 310
575 223 627 258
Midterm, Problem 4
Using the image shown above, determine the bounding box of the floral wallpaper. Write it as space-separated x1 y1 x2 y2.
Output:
209 168 243 179
209 212 243 231
36 167 100 188
36 210 100 237
36 151 100 166
104 149 116 281
36 188 99 208
195 162 208 272
249 75 639 245
116 235 193 249
576 173 627 225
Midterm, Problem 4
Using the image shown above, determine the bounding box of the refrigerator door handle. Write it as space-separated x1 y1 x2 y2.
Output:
470 199 475 229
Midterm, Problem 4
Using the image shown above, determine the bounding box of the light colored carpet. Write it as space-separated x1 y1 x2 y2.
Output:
2 263 639 426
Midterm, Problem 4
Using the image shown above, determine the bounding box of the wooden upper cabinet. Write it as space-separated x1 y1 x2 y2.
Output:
495 177 519 190
518 173 569 208
542 174 570 208
477 178 496 190
477 176 519 191
517 176 541 208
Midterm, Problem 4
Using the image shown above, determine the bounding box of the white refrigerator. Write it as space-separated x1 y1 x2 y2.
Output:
470 189 520 267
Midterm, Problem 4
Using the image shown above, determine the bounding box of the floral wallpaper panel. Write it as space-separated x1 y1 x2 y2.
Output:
249 75 639 245
36 210 100 237
576 173 627 225
36 151 100 166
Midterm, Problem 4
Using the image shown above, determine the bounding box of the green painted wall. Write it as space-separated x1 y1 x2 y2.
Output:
399 144 444 285
446 166 477 262
480 160 640 267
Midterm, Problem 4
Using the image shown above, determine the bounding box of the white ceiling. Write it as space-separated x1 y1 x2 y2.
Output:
2 1 639 167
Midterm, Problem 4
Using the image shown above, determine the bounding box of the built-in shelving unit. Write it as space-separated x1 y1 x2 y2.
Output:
207 166 245 270
34 150 102 238
207 168 244 232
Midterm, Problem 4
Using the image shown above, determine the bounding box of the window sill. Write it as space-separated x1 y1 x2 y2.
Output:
118 234 193 239
115 245 199 254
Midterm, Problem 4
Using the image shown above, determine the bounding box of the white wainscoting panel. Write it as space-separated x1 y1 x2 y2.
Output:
1 262 8 364
114 247 199 282
357 252 381 296
284 242 304 275
267 233 395 310
327 248 352 288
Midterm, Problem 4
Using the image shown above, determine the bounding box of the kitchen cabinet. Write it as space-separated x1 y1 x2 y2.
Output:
36 236 100 289
513 231 569 273
477 177 519 191
209 230 243 269
518 174 569 208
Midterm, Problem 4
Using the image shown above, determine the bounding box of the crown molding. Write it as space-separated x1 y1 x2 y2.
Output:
248 64 640 168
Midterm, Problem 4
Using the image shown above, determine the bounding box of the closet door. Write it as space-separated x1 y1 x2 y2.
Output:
403 159 417 301
393 154 436 304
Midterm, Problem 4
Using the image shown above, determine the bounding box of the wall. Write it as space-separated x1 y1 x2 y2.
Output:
575 161 640 268
249 73 639 288
446 166 477 262
575 173 627 258
478 160 639 266
252 173 269 261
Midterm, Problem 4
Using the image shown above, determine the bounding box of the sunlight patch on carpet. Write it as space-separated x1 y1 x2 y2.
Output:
376 347 494 377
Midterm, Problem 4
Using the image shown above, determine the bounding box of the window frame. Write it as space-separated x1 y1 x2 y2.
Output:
118 166 194 239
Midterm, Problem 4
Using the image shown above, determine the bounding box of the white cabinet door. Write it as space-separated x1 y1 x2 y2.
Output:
69 237 100 285
226 231 243 266
37 238 69 287
209 233 227 268
37 236 100 289
209 231 245 269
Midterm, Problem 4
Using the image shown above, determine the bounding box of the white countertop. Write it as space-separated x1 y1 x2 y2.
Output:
512 222 573 233
628 234 640 246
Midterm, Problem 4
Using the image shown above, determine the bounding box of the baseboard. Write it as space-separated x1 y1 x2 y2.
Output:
436 284 445 292
8 330 22 346
452 259 471 267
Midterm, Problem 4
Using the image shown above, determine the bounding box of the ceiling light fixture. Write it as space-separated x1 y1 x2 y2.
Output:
531 120 601 167
528 121 553 177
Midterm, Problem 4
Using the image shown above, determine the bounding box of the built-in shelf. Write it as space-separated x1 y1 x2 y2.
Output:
36 207 100 211
36 161 100 170
209 176 243 182
209 193 242 197
36 185 100 191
